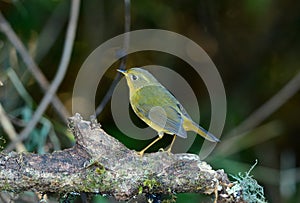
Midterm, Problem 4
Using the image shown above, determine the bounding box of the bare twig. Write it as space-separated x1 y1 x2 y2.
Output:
95 0 131 116
227 71 300 137
4 0 80 151
0 103 26 152
7 68 34 107
215 121 283 157
0 11 70 122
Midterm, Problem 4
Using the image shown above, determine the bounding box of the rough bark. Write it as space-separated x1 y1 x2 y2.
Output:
0 114 245 202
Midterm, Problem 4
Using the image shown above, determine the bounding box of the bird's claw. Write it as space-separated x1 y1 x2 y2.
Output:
136 151 144 157
166 148 172 155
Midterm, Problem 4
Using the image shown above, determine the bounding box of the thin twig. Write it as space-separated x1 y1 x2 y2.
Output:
7 68 34 107
4 0 80 151
0 103 26 152
0 11 70 122
227 71 300 137
95 0 131 116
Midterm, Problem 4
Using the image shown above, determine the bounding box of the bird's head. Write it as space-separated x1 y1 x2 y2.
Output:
117 67 160 93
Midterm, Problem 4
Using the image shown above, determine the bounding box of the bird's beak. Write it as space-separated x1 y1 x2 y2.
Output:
117 69 126 75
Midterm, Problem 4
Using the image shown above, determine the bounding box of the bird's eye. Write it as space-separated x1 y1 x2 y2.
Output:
131 74 138 81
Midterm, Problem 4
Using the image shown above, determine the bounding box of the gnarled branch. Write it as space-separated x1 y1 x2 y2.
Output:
0 114 245 202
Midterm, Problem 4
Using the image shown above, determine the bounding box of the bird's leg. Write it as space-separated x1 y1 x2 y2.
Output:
166 135 176 154
137 132 164 156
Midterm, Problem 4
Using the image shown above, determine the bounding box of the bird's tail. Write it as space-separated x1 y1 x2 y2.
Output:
183 119 220 142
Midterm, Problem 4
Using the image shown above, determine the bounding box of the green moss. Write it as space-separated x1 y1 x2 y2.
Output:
1 180 11 191
95 166 106 175
80 159 111 192
79 165 114 193
143 178 161 190
138 186 143 194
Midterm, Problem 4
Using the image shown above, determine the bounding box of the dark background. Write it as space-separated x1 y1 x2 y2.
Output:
0 0 300 202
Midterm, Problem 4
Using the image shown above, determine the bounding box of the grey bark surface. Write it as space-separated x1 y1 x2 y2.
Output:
0 114 244 202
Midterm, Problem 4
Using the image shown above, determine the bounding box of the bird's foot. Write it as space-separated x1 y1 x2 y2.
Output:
158 148 165 152
166 147 173 155
136 150 145 157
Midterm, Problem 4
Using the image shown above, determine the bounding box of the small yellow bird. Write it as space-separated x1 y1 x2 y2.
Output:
118 68 219 156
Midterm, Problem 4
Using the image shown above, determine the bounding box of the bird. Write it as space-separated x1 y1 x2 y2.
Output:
117 67 219 156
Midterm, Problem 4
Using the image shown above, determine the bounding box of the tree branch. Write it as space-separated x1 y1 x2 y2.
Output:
0 114 245 202
0 11 70 122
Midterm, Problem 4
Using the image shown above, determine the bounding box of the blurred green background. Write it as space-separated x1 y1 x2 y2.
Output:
0 0 300 202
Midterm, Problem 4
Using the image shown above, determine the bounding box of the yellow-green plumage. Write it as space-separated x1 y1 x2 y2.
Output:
118 67 219 155
131 85 188 138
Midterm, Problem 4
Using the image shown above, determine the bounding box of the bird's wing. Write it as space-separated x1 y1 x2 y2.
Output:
175 102 192 120
136 104 187 138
